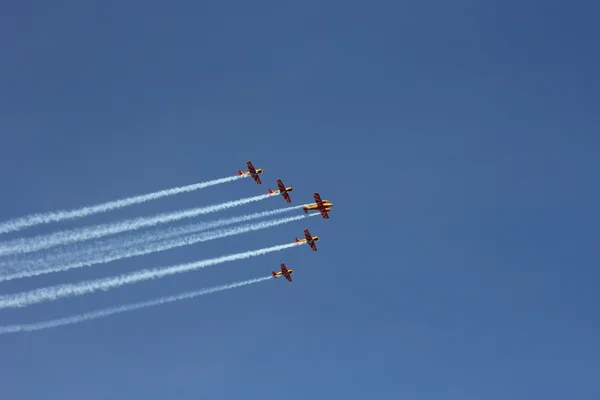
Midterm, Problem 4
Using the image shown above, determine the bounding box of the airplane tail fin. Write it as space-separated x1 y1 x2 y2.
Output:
237 170 243 176
268 188 273 194
272 271 277 277
294 237 300 243
302 207 308 213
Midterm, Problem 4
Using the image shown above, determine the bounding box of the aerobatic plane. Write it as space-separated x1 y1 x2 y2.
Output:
294 228 319 251
267 179 293 203
272 263 294 282
302 192 334 219
237 160 264 184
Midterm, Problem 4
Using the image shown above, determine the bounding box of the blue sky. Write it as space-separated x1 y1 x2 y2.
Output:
0 0 598 399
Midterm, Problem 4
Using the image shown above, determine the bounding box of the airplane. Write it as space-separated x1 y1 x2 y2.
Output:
267 178 293 203
294 228 319 251
302 192 334 219
272 263 294 282
237 160 264 184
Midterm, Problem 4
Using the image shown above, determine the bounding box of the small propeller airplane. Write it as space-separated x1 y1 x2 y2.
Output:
237 160 264 184
302 192 334 219
268 179 293 203
294 228 319 251
272 263 294 282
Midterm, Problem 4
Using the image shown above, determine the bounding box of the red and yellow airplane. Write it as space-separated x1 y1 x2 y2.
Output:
272 263 294 282
237 160 264 184
302 192 334 219
267 179 293 203
294 228 319 251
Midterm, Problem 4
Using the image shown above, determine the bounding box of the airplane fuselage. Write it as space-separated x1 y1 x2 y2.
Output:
271 186 293 194
296 236 319 243
303 201 333 211
273 270 294 278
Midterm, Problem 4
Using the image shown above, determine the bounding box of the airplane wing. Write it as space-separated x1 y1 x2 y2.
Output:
285 273 292 282
252 174 262 184
277 179 286 192
282 192 291 203
308 241 317 251
320 209 330 219
280 263 288 274
246 161 256 174
313 192 323 206
304 229 312 241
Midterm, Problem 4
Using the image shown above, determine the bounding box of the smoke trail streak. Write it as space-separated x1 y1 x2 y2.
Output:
0 175 244 235
0 213 315 282
0 276 271 334
0 206 302 275
0 193 275 257
0 242 304 309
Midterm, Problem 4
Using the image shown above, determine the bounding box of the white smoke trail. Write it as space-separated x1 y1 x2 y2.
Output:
0 276 272 334
0 206 302 275
0 213 315 282
0 193 275 257
0 241 304 309
0 175 245 236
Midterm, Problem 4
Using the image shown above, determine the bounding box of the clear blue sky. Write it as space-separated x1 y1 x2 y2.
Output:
0 1 598 399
